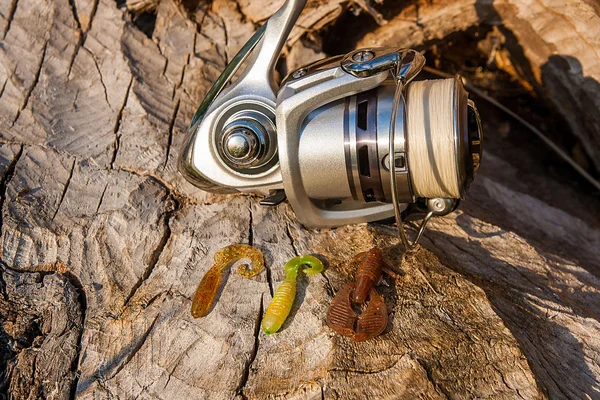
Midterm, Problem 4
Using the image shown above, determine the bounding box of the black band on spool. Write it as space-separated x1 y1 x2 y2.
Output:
355 90 385 203
343 97 359 201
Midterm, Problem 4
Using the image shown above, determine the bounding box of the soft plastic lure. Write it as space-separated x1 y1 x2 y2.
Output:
191 244 264 318
326 247 392 342
352 248 385 303
261 255 324 334
326 283 388 342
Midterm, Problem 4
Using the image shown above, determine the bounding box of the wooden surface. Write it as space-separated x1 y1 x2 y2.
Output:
0 0 599 399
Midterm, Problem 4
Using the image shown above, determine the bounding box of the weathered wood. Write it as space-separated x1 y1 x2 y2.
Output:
0 0 599 399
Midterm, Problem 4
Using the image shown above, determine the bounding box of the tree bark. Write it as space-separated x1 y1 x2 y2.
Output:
0 0 599 399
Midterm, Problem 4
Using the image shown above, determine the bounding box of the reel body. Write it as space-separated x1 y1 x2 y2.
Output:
179 0 483 248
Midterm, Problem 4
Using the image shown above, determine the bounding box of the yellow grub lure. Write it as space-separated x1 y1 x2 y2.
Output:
191 244 264 318
261 255 324 334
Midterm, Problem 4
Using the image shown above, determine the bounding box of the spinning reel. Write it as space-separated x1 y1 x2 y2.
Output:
179 0 483 249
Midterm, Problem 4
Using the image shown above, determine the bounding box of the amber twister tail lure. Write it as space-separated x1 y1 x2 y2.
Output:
191 244 264 318
262 255 324 334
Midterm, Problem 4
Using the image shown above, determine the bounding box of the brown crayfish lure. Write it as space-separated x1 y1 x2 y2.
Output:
326 247 393 342
191 244 264 318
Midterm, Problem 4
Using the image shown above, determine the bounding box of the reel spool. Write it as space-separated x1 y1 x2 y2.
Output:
178 0 483 249
296 77 479 203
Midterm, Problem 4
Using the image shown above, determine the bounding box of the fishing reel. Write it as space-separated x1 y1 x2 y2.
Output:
179 0 483 248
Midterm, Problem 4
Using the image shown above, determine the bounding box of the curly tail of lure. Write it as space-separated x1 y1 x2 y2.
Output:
191 244 264 318
261 255 324 334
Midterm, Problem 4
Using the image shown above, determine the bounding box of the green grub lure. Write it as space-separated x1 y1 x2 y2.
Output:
261 255 324 334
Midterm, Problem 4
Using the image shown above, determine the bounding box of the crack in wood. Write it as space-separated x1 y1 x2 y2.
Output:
235 293 263 399
83 46 110 107
163 336 201 390
163 98 180 169
87 0 99 33
121 200 176 311
331 358 401 376
95 182 109 214
230 0 248 25
65 270 88 400
153 42 169 78
248 203 254 246
321 270 335 298
195 1 211 37
415 267 441 296
111 76 133 169
68 33 84 78
172 53 190 101
285 223 299 257
0 66 12 100
52 158 76 221
2 0 19 39
0 265 9 302
14 40 47 126
67 0 100 76
68 0 82 31
252 204 274 297
264 262 274 298
117 166 179 198
132 381 152 400
142 288 171 310
0 144 24 234
161 56 168 79
216 13 229 65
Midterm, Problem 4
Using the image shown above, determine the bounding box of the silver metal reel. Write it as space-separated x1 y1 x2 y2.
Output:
178 0 483 250
277 48 430 235
280 48 482 250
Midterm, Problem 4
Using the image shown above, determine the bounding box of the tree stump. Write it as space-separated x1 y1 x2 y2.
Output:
0 0 599 399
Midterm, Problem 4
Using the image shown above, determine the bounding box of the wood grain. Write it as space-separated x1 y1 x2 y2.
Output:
0 0 598 398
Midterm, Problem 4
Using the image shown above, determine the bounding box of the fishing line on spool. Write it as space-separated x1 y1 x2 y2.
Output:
389 70 463 249
423 66 600 192
407 79 462 199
